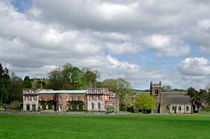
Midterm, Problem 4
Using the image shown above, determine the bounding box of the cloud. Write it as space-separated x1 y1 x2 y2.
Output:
142 34 190 57
178 57 210 76
1 0 210 90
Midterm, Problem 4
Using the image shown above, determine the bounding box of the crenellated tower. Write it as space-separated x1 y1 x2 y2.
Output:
150 81 162 113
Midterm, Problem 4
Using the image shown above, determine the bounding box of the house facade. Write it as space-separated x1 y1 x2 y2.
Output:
23 88 119 112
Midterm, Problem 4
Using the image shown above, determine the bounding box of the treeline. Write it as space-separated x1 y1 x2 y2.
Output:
187 87 210 111
0 63 133 111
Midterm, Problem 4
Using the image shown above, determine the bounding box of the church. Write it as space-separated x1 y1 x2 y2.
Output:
150 81 192 114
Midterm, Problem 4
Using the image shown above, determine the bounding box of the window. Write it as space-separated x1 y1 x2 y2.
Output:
46 105 48 110
166 106 169 111
172 105 176 110
59 105 63 111
52 105 54 110
77 105 79 110
66 105 68 110
70 104 72 109
98 102 101 109
40 96 43 101
83 96 85 101
71 96 73 101
66 96 68 101
32 96 35 101
179 106 181 111
186 106 189 111
59 96 62 101
91 96 94 100
77 96 79 100
26 96 29 101
83 105 85 110
155 90 158 95
40 105 42 110
97 96 100 100
46 96 48 101
92 102 94 109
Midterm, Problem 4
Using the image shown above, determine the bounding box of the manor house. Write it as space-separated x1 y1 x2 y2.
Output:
23 88 119 112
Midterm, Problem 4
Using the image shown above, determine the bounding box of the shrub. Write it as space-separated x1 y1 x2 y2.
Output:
9 101 22 109
69 101 84 111
107 105 115 113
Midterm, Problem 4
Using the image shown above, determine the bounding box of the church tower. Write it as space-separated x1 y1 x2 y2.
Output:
150 81 162 113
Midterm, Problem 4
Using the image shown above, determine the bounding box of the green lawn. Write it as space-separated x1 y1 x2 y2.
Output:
0 114 210 139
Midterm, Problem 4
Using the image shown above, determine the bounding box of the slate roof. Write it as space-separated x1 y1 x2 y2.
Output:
161 92 191 105
164 96 191 105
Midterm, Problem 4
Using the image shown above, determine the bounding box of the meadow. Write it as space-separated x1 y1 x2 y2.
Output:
0 114 210 139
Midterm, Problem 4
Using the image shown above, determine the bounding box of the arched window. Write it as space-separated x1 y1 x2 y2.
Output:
186 106 189 111
179 105 181 111
155 90 158 95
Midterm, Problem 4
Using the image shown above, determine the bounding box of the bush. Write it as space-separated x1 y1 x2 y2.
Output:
69 101 84 111
107 105 115 113
9 101 22 109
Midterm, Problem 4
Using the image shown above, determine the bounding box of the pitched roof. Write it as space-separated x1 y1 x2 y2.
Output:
164 96 191 105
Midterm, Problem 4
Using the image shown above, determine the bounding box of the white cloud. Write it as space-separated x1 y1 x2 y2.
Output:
178 57 210 76
142 34 190 57
1 0 210 90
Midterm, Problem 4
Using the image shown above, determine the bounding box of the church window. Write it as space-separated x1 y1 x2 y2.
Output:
186 106 189 111
179 106 181 111
155 90 158 95
172 105 176 110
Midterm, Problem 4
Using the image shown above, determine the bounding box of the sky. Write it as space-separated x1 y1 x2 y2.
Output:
1 0 210 90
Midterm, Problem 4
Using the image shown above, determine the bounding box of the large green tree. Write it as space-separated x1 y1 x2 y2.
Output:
48 63 86 90
8 73 23 103
0 64 10 104
22 76 32 88
101 78 132 111
82 67 100 88
135 93 155 113
187 87 202 112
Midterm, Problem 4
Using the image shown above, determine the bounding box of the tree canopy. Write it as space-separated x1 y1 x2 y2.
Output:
135 93 155 112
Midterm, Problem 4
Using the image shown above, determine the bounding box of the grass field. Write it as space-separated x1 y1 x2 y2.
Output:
0 114 210 139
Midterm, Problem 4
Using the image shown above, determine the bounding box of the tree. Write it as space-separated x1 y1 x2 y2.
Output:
187 87 201 112
199 89 208 107
48 63 87 90
135 93 155 113
102 78 132 111
22 76 32 88
122 93 134 112
8 72 23 103
0 64 10 104
82 67 100 88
